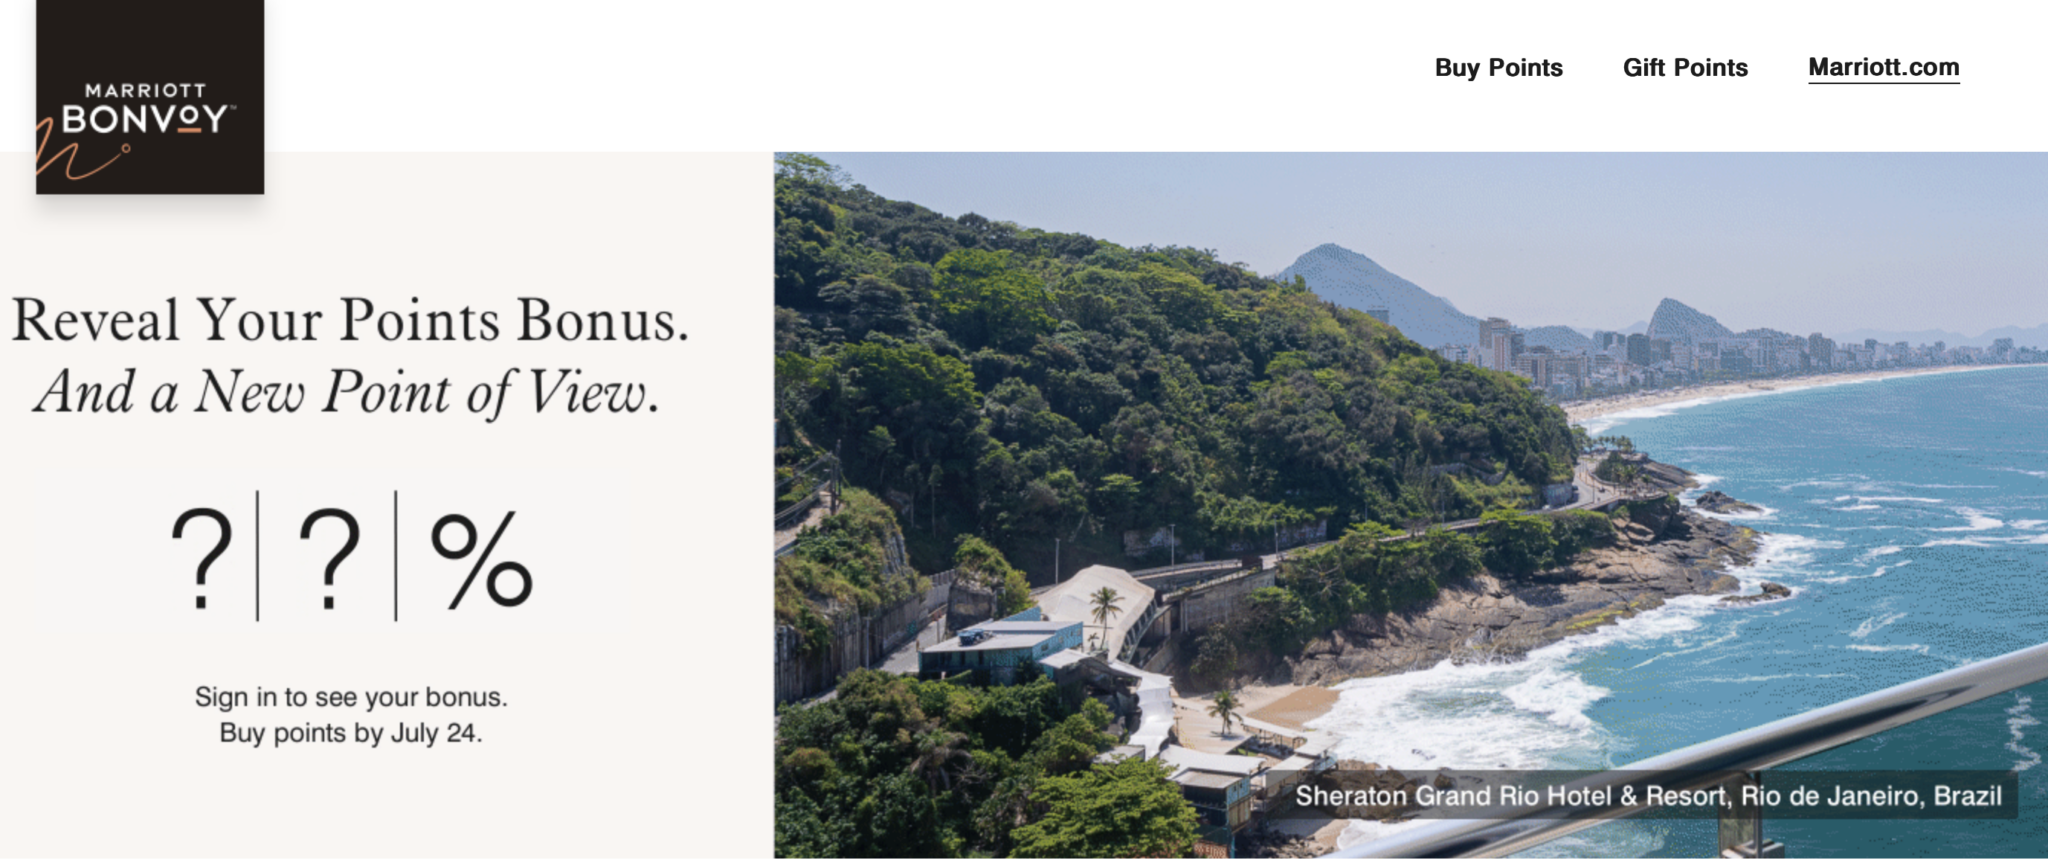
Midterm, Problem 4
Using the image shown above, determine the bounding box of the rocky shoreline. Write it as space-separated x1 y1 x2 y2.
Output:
1221 466 1771 856
1281 478 1765 687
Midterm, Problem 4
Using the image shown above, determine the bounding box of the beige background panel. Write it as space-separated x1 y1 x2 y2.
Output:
0 153 770 857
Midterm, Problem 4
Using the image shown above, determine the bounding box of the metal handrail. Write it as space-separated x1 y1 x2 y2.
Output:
1129 559 1240 580
774 489 822 528
1328 640 2048 858
775 454 836 490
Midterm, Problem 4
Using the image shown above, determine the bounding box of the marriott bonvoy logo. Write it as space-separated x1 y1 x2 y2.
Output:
66 83 238 135
37 83 243 182
35 1 265 195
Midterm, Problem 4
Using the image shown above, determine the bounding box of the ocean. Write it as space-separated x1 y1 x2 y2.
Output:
1316 365 2048 856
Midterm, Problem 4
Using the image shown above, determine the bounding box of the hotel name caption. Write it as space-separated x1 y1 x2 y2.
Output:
1297 780 2007 812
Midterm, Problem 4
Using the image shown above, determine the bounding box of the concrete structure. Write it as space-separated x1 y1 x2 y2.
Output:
1036 565 1157 658
916 609 1081 676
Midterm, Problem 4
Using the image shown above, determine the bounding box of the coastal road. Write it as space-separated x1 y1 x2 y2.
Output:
1266 457 1642 560
1567 457 1625 510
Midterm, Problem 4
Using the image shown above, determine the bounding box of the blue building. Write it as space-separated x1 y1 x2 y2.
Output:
917 608 1083 676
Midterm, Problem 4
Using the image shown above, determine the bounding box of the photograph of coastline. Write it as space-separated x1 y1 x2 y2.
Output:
771 153 2048 858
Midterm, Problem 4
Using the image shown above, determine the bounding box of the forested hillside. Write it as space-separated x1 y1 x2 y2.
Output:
774 155 1575 576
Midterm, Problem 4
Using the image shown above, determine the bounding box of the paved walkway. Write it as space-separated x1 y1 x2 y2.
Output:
880 615 944 674
773 489 833 556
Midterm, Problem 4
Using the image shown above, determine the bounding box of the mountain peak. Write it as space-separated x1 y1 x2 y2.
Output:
1647 298 1733 342
1296 242 1385 269
1278 245 1475 346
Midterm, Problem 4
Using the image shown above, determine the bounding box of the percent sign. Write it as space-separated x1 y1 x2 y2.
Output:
433 512 532 608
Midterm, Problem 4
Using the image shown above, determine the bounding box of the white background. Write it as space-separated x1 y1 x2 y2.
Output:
6 0 2047 152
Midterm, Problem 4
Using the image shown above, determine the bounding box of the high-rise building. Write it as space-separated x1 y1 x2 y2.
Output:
1490 331 1518 372
1366 307 1391 324
1477 317 1513 368
1808 333 1834 370
1626 332 1652 366
1549 353 1589 393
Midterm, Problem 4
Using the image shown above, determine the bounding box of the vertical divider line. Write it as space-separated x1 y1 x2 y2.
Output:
255 490 262 623
394 490 400 623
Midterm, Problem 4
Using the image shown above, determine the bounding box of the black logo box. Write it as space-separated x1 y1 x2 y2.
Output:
36 0 264 195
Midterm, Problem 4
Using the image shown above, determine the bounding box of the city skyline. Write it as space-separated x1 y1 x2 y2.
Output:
810 152 2048 338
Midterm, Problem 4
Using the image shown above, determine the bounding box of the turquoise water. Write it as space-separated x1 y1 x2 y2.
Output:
1317 365 2048 856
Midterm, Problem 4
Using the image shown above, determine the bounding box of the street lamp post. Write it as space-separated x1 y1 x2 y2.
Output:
1169 523 1176 567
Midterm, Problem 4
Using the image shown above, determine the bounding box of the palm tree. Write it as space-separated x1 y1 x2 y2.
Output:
909 727 972 793
1088 586 1123 654
1616 463 1642 493
1207 689 1242 736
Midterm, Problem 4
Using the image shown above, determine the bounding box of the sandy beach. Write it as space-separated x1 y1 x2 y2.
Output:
1172 683 1338 755
1561 364 2010 425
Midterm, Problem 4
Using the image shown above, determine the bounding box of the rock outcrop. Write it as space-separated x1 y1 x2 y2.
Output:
1282 500 1762 686
1636 459 1700 491
1695 490 1762 514
1721 581 1791 605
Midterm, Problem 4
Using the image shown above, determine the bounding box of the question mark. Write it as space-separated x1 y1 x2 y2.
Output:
300 509 359 610
173 508 231 610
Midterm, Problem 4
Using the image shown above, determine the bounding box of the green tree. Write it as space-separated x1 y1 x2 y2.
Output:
1009 757 1199 858
932 248 1054 351
1243 585 1314 653
1480 508 1557 575
1190 627 1239 681
1093 472 1142 526
1028 700 1118 775
853 771 946 856
775 152 848 188
1549 509 1618 559
907 727 973 793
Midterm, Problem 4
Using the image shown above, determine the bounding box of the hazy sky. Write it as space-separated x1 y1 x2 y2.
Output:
811 153 2048 337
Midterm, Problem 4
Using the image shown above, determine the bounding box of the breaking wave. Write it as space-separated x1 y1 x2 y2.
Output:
2009 694 2041 773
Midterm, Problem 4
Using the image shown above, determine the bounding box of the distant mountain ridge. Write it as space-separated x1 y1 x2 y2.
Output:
1279 245 1652 352
1277 244 2046 353
1276 244 1483 348
1523 325 1593 352
1279 243 1603 350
